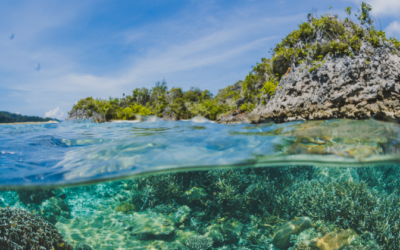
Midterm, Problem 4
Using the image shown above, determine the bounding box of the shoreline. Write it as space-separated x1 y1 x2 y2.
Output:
0 121 59 125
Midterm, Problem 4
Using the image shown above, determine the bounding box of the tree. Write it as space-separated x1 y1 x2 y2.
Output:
356 2 373 26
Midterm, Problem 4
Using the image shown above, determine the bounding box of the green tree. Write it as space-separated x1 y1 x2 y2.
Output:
356 2 373 26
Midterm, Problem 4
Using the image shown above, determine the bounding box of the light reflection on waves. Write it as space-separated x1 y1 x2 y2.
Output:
0 118 400 187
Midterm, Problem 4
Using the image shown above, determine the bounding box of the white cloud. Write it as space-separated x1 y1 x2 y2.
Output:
350 0 400 16
15 111 20 114
45 107 64 120
385 21 400 37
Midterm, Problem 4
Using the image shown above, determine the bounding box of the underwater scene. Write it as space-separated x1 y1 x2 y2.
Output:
1 118 400 250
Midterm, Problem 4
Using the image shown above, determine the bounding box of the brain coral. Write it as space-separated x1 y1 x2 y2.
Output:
0 207 73 250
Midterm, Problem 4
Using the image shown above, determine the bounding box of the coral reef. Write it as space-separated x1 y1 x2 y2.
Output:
0 207 73 250
3 165 399 249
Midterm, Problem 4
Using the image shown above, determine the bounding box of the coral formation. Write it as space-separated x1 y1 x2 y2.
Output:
185 235 213 250
114 201 138 213
40 197 71 224
17 188 55 205
0 207 73 250
310 229 350 250
272 217 313 249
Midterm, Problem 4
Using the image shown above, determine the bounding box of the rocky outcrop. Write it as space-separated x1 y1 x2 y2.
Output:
252 41 400 123
66 109 105 122
161 107 178 121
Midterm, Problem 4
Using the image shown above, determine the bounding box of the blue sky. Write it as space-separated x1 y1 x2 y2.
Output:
1 0 399 119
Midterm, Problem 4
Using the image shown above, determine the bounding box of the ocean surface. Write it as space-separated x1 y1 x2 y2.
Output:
1 118 399 249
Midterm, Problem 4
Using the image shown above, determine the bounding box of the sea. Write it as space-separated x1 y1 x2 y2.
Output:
0 117 399 250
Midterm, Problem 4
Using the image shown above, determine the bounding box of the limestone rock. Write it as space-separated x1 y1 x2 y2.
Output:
252 42 400 123
66 109 105 122
272 217 313 249
245 113 261 124
162 107 178 121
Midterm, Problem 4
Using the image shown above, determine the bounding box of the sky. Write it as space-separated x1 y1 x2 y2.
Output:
1 0 399 119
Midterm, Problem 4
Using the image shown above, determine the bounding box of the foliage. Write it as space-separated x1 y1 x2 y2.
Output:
240 103 255 112
261 77 279 96
356 2 373 26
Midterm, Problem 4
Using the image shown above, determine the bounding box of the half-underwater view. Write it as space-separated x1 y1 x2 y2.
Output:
1 1 400 250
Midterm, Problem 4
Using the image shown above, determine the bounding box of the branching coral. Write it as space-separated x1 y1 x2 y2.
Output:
185 235 213 250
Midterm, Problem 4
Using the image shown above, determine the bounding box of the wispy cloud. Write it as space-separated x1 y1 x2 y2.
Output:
385 21 400 37
349 0 400 16
45 107 64 119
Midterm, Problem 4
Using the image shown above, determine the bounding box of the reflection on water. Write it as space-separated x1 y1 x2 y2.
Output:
1 165 399 249
1 119 400 249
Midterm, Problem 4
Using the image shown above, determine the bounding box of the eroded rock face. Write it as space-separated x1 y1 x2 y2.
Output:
253 42 400 123
66 109 105 122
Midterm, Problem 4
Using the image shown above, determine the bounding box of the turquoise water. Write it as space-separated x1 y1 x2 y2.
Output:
1 118 400 249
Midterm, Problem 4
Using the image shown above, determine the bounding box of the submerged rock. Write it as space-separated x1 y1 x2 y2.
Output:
252 42 400 123
272 217 313 249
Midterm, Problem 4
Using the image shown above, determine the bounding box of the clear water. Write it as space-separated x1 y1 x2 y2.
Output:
0 118 399 249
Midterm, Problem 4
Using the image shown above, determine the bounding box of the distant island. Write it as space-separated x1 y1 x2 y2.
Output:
0 111 58 124
67 2 400 124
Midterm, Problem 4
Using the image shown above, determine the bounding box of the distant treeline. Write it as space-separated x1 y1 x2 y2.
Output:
0 111 55 123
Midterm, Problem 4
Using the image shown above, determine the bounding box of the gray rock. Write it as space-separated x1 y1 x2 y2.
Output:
245 113 261 124
252 41 400 123
66 109 105 122
162 107 178 121
235 97 246 107
232 80 243 92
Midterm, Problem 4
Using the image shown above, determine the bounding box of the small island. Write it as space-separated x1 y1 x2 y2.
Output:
0 111 58 124
67 3 400 124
